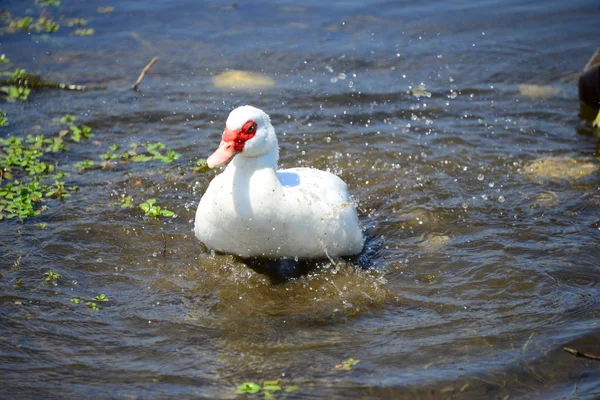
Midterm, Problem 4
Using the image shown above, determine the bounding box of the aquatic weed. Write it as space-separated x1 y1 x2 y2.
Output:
235 379 298 396
44 270 60 283
139 198 175 218
71 294 109 311
102 142 180 164
333 358 360 371
67 18 87 27
73 28 94 36
73 159 97 171
36 0 61 7
1 85 31 102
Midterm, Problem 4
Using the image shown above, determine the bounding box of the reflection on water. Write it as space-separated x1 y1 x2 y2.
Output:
1 0 600 398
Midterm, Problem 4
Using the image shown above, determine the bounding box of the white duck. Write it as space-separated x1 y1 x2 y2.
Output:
194 105 364 259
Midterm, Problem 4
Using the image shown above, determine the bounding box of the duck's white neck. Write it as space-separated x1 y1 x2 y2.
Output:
228 145 279 173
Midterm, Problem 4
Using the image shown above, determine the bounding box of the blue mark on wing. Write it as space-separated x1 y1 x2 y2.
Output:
277 171 300 187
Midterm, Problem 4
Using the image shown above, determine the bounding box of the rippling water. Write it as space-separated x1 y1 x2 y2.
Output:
1 0 600 398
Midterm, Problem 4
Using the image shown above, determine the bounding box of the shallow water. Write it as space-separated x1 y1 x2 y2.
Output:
1 0 600 398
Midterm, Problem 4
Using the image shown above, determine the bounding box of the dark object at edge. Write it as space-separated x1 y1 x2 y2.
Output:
578 49 600 109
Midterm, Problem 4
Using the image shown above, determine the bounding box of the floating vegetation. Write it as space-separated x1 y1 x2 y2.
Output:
193 158 210 173
44 270 60 283
1 122 182 220
8 17 34 31
67 18 87 27
102 142 181 164
73 28 94 36
0 110 7 127
236 382 261 395
0 117 94 220
8 16 59 33
139 198 175 218
71 293 109 311
120 195 134 209
212 70 275 90
73 159 97 171
59 124 94 143
1 85 31 102
333 358 360 371
0 54 10 64
36 0 61 7
0 67 98 94
235 379 299 395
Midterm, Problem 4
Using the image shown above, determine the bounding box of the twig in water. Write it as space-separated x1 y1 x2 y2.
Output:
563 347 600 361
161 232 167 257
521 332 534 352
132 56 159 90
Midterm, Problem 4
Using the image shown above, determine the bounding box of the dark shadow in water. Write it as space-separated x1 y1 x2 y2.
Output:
576 103 600 137
239 232 383 284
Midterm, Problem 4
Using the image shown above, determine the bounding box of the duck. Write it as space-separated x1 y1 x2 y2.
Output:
194 105 364 259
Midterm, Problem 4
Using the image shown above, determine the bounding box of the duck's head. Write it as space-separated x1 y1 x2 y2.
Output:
207 105 277 169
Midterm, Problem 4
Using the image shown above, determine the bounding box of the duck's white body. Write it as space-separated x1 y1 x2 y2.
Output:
194 106 364 259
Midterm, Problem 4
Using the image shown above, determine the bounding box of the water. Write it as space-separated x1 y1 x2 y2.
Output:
1 0 600 398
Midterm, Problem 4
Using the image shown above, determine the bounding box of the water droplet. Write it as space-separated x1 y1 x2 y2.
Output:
498 196 505 203
462 203 468 209
348 81 354 88
477 174 484 181
326 137 331 143
488 182 495 188
449 91 458 99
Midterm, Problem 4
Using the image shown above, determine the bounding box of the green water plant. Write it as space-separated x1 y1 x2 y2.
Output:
1 85 31 102
139 198 175 218
103 142 180 164
235 379 298 396
0 110 7 127
73 28 94 36
9 16 34 31
59 124 94 143
67 18 87 27
44 270 60 283
0 130 83 220
59 114 77 124
73 159 96 171
0 54 10 64
236 382 261 395
120 195 134 209
45 180 78 199
193 158 210 173
333 358 360 371
71 293 109 311
36 0 61 6
8 15 59 33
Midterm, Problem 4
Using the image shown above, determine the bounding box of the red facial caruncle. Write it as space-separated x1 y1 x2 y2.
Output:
206 120 257 169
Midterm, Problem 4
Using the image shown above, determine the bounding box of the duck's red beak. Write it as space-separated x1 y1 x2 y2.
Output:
206 128 239 169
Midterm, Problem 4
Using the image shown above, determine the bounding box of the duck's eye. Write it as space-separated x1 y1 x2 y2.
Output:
247 125 255 133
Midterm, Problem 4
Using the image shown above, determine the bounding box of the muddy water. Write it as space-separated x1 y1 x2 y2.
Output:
1 0 600 398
